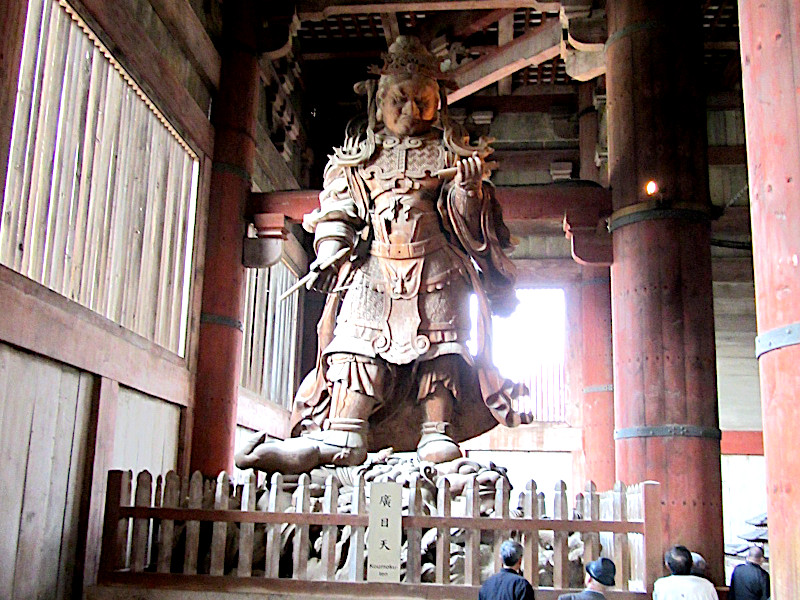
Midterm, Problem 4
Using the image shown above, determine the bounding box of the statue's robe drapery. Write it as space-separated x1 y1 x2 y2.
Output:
290 128 530 452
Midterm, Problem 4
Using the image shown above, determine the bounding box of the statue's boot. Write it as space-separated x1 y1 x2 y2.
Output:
416 421 463 463
245 418 369 475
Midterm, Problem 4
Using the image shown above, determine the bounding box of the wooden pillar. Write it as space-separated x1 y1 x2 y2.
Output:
606 0 724 585
577 84 614 490
738 1 800 595
0 0 29 201
580 267 615 490
189 1 260 476
578 82 600 183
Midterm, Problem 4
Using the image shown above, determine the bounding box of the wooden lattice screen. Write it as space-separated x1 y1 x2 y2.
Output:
240 261 302 409
0 0 199 357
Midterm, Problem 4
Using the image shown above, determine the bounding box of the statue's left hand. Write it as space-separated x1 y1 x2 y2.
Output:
454 153 484 195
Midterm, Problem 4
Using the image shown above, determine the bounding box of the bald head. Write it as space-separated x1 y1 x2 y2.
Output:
747 546 764 564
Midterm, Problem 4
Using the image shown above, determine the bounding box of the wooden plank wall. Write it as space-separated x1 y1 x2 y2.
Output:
111 386 181 477
0 342 95 600
0 0 200 358
0 0 219 595
0 0 304 595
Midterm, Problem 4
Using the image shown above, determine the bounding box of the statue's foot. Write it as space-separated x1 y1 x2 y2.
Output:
417 421 463 463
307 426 368 467
235 418 369 475
238 436 324 474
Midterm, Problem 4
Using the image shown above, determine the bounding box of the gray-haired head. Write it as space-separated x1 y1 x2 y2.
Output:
500 539 524 568
690 552 706 576
747 546 764 564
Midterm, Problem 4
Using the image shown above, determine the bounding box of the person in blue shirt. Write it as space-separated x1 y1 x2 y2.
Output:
479 540 535 600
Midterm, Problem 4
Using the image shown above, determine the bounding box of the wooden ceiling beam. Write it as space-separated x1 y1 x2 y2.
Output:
447 19 562 103
298 1 561 21
148 0 220 90
496 12 515 95
452 8 515 39
708 144 746 165
249 183 611 223
493 148 580 171
452 86 578 112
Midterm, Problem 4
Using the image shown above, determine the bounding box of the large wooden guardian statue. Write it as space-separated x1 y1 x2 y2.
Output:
236 36 531 475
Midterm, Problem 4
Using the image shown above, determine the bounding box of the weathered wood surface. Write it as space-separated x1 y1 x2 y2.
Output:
1 0 201 365
97 468 660 596
89 576 654 599
64 0 213 156
0 344 95 599
0 265 191 405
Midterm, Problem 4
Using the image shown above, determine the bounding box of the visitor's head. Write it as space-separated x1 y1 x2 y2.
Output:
585 557 616 587
747 546 764 565
376 37 441 137
500 539 524 569
690 552 707 576
664 545 693 575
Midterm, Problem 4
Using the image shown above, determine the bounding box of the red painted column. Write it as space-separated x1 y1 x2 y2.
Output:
579 82 601 183
580 267 615 491
738 1 800 595
189 2 260 476
577 88 615 490
606 0 724 586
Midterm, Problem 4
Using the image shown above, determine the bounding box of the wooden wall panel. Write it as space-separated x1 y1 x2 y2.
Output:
111 386 180 477
0 342 94 600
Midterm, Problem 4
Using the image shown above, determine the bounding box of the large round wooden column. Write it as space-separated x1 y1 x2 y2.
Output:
738 1 800 594
606 0 724 585
189 2 260 476
578 86 615 490
581 267 615 490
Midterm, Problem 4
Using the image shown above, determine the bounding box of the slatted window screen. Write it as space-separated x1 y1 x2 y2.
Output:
471 288 568 423
240 261 302 410
1 0 199 357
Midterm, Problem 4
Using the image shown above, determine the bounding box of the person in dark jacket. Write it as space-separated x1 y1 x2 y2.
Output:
557 557 616 600
729 546 770 600
479 540 535 600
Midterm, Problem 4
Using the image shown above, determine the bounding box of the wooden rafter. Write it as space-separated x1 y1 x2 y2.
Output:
496 12 515 95
452 8 515 39
447 18 561 103
298 1 561 21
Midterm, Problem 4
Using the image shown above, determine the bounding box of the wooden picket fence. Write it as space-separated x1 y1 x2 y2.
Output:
96 469 662 599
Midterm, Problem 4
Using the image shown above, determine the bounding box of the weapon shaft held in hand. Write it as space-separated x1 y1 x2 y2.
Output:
433 160 498 180
279 246 350 302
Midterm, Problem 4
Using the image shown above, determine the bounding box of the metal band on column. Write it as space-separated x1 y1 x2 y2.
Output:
614 424 722 440
755 321 800 358
583 384 613 393
608 200 715 233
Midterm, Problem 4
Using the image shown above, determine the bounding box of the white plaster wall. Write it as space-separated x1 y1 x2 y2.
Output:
721 454 767 546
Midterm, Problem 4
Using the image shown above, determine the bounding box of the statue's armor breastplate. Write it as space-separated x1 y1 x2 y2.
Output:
359 133 448 247
325 133 472 366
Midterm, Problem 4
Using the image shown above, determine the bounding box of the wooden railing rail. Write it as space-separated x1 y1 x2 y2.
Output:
97 469 662 595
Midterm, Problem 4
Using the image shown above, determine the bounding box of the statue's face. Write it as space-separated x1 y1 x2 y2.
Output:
380 77 439 137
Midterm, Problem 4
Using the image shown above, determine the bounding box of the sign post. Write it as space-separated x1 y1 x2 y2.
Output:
367 481 403 582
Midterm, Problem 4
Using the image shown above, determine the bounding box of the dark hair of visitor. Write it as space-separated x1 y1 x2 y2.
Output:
501 540 524 567
665 545 693 575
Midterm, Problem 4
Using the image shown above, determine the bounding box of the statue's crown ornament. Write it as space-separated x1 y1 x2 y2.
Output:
368 35 453 84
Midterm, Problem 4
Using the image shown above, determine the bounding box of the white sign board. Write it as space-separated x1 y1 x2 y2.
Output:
367 481 402 582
